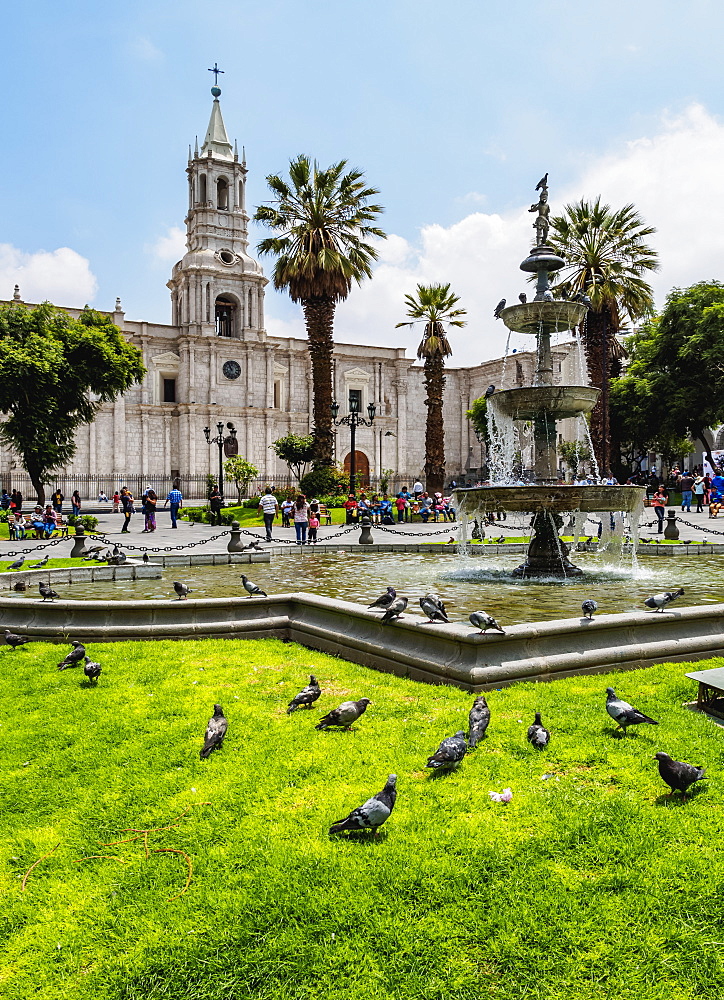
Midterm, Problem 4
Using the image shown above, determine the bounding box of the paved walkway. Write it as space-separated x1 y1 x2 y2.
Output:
4 505 724 559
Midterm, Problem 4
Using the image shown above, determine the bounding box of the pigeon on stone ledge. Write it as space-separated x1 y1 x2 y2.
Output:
426 731 467 770
315 698 370 731
380 596 408 624
39 581 59 602
469 611 505 634
581 599 598 619
329 774 397 835
241 574 267 598
493 298 506 319
419 593 449 624
368 586 396 610
173 581 191 600
484 384 496 399
654 752 706 799
286 674 321 713
57 641 86 671
644 588 684 612
606 687 658 735
527 711 550 749
468 695 490 748
200 704 228 759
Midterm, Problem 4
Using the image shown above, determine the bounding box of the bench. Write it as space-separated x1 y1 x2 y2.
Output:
318 504 332 525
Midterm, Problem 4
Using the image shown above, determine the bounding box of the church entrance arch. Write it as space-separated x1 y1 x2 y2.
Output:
343 451 370 486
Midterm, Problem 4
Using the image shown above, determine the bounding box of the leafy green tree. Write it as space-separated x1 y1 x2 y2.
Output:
610 283 724 472
254 156 385 468
224 456 259 502
0 302 145 504
269 433 315 485
558 440 591 478
396 284 467 494
549 198 658 473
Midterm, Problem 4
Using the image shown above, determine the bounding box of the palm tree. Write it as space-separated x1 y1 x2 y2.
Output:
549 198 658 474
254 156 385 468
396 284 467 494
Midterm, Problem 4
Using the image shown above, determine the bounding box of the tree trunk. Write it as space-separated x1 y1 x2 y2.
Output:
424 355 446 494
695 429 718 474
581 306 615 475
302 297 336 468
26 463 46 506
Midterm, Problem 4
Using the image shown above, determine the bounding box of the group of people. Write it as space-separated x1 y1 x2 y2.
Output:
648 470 724 532
344 486 456 525
116 485 185 532
257 489 320 545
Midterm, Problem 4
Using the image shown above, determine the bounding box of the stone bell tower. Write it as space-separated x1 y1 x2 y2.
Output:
167 73 267 340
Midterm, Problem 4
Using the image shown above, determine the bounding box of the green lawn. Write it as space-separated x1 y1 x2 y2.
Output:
0 557 89 572
3 638 724 1000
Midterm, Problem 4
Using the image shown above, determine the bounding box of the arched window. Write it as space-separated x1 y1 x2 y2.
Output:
215 296 236 338
199 173 207 204
205 283 211 323
217 178 229 210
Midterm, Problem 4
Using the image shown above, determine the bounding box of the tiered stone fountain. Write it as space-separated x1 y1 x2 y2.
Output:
456 178 644 577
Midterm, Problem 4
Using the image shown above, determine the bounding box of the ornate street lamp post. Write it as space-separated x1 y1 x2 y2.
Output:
203 421 237 502
332 396 376 496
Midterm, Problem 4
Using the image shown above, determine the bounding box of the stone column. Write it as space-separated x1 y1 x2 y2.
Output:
113 395 126 477
164 415 172 476
393 379 408 477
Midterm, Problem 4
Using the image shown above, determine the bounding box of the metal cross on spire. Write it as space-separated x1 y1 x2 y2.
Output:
208 63 224 86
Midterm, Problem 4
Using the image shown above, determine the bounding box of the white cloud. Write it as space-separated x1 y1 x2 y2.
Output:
128 37 164 63
0 244 97 306
265 103 724 368
148 226 186 263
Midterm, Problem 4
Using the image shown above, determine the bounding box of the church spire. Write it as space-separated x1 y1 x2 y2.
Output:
200 67 233 161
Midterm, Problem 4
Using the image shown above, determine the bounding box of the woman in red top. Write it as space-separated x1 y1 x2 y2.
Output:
343 494 359 524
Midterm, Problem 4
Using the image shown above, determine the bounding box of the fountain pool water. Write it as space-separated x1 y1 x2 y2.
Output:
8 551 724 626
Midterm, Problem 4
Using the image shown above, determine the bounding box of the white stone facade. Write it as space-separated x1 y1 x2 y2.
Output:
0 94 584 488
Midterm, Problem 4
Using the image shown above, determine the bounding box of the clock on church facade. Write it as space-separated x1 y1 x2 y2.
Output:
222 360 241 380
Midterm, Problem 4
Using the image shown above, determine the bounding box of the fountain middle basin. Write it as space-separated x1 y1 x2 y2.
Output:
457 484 645 514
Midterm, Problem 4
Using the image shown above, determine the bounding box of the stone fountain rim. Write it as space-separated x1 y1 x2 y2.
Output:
453 484 646 514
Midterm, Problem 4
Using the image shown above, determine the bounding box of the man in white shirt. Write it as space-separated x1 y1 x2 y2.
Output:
258 487 279 542
413 480 424 499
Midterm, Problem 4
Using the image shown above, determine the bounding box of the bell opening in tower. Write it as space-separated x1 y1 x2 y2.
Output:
215 296 237 338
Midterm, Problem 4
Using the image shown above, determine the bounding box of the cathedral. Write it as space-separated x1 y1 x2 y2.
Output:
1 88 582 493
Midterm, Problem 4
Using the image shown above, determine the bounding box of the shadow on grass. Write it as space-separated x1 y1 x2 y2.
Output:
328 829 390 846
654 785 707 806
425 766 461 781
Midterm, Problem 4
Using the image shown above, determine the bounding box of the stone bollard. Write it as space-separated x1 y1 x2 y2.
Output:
70 524 87 559
358 516 374 545
227 521 244 553
664 509 680 541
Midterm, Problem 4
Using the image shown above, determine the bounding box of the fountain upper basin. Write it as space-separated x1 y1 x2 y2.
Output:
492 385 600 420
500 300 587 335
454 485 646 514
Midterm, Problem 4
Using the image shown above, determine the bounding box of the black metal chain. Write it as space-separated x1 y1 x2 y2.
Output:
375 524 459 537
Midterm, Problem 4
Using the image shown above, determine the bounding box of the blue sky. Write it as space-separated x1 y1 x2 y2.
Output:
2 0 724 364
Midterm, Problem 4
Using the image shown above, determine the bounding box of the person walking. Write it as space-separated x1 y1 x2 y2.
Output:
293 494 310 545
694 475 706 513
680 472 694 513
258 487 279 542
163 485 183 528
120 487 135 532
71 490 82 517
209 485 223 526
652 485 668 534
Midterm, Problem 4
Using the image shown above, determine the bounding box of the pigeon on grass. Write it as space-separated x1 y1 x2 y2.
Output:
329 774 397 836
644 588 684 612
581 599 598 619
467 695 490 748
241 574 267 598
315 698 370 731
419 593 449 624
654 752 706 800
606 687 658 736
30 555 49 569
4 629 30 650
83 656 102 684
200 704 228 759
469 611 505 634
380 596 408 624
173 581 191 600
8 557 25 571
286 674 321 713
368 586 396 611
39 581 59 602
426 731 467 771
527 711 550 749
57 641 86 671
